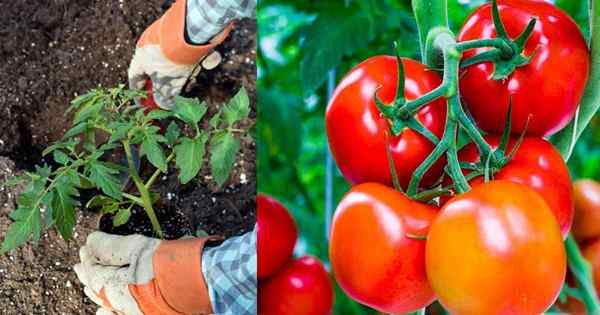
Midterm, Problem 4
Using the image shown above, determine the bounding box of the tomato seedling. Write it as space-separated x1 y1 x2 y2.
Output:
1 85 251 253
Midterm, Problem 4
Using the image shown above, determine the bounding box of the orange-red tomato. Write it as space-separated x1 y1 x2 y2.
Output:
326 57 447 189
573 180 600 241
257 194 298 279
446 137 574 237
427 181 566 315
258 256 334 315
329 183 437 314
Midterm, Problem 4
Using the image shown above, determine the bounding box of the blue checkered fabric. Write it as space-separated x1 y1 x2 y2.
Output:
186 0 256 44
202 227 257 315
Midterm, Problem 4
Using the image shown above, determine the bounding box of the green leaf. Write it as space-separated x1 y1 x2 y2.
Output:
210 132 240 187
42 139 79 156
87 161 122 200
166 122 181 145
257 90 302 162
113 208 131 227
63 122 90 139
175 134 208 184
209 111 222 129
108 122 133 143
74 99 104 125
145 110 172 121
1 188 43 254
223 87 250 126
50 176 79 240
300 8 378 95
52 150 70 165
141 134 167 172
86 195 114 209
172 97 207 126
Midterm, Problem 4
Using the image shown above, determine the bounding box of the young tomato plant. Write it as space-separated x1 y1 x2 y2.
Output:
1 85 251 253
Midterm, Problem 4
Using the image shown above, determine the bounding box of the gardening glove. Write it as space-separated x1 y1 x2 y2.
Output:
128 0 256 110
74 232 219 315
74 228 257 315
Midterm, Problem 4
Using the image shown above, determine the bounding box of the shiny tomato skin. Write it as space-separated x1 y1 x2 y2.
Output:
573 179 600 241
326 56 447 189
257 194 298 279
329 183 437 313
448 137 573 237
427 181 566 315
258 256 334 315
458 0 589 136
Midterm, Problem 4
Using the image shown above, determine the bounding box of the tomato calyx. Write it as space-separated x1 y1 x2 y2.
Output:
460 0 538 80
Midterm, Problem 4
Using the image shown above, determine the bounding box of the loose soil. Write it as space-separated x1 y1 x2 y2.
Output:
0 1 256 314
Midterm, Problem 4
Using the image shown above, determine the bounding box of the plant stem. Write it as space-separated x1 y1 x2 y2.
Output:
122 192 144 206
145 152 175 189
412 0 448 66
123 140 163 238
566 234 600 313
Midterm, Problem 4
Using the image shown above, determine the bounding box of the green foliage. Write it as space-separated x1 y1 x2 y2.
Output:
2 85 252 253
258 1 595 314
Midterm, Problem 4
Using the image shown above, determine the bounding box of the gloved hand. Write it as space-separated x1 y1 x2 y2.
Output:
128 0 232 109
74 231 219 315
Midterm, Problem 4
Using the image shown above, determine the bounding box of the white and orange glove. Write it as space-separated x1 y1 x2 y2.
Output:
128 0 255 109
73 232 218 315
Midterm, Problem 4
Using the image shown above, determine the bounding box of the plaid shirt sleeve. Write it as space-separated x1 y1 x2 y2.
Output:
186 0 256 44
201 226 257 315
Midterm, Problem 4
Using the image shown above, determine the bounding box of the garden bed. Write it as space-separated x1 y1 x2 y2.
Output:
0 0 256 313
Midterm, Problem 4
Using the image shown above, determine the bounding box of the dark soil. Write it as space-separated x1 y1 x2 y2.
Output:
0 0 256 314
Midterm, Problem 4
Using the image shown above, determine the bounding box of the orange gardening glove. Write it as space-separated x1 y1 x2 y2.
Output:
74 232 219 315
128 0 232 109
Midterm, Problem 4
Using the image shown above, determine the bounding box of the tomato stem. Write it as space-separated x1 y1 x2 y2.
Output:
565 234 600 313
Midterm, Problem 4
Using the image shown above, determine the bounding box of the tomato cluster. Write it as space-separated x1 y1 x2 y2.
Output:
325 1 588 314
256 194 334 315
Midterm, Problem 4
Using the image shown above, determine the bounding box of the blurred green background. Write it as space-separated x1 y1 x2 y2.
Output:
257 1 596 314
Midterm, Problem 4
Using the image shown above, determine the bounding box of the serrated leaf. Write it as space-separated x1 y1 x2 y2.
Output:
175 135 208 184
223 87 250 126
113 208 131 227
209 111 222 129
300 9 378 95
1 193 42 254
141 134 167 172
35 164 52 179
53 150 70 165
87 161 122 200
64 122 90 139
108 122 133 143
166 121 181 145
172 97 207 126
50 176 79 240
42 139 79 156
145 110 172 121
210 132 240 187
74 99 104 124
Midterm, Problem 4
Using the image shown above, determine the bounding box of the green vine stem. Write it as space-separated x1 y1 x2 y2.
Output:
566 235 600 313
123 140 164 238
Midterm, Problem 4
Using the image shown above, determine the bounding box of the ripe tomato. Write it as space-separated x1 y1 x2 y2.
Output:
140 80 162 114
329 183 437 313
258 256 334 315
573 179 600 241
447 136 573 237
427 181 566 315
326 57 447 189
257 194 298 279
458 0 589 136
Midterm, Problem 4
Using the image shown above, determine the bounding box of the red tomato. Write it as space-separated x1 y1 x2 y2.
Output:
326 57 447 189
445 137 573 237
458 0 589 136
573 179 600 241
329 183 437 313
258 256 334 315
257 194 298 279
141 80 161 113
427 180 566 315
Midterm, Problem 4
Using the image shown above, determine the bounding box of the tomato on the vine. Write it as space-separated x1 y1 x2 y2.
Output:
458 0 589 136
427 180 566 315
257 194 298 279
446 136 574 237
329 183 437 314
258 256 334 315
573 179 600 241
326 57 447 189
